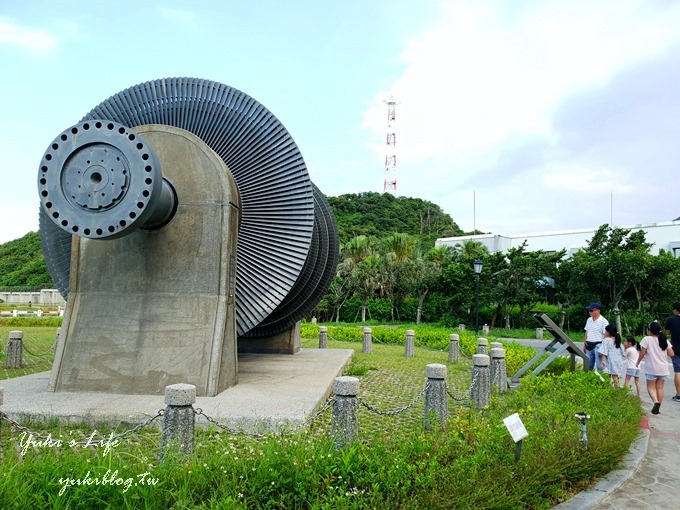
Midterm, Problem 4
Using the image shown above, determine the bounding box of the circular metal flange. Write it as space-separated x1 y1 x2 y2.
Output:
38 120 163 239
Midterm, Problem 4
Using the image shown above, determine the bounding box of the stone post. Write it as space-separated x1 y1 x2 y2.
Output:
490 341 502 350
161 383 196 458
476 337 488 355
6 331 24 368
482 324 490 336
458 323 466 331
448 334 460 363
535 328 544 340
471 354 491 409
332 376 360 448
362 327 372 354
424 364 448 430
404 329 415 358
318 326 328 349
490 348 508 393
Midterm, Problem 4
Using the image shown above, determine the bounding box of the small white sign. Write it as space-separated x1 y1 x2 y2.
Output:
503 413 529 443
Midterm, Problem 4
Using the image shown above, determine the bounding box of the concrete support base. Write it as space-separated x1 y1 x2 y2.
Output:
0 349 353 433
49 125 240 397
238 322 301 354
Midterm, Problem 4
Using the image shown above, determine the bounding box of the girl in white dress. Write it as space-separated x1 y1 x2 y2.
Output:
623 336 640 398
599 324 625 387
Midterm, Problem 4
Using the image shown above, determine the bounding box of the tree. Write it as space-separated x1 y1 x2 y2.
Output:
400 245 453 324
380 233 417 320
488 242 565 328
349 253 384 322
558 225 653 333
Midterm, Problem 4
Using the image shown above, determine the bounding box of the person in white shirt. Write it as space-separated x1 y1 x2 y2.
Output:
583 303 608 371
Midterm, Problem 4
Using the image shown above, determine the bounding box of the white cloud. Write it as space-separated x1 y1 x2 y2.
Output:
361 0 680 233
0 17 58 55
541 164 633 194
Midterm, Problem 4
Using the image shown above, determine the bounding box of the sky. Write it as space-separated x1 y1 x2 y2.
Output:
1 0 680 244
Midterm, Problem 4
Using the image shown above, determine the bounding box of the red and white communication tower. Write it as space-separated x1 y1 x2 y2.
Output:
383 97 397 194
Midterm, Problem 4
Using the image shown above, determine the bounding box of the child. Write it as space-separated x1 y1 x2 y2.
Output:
623 335 641 398
599 324 625 387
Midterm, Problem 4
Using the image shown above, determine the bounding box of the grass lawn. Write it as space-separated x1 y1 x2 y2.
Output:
0 324 642 509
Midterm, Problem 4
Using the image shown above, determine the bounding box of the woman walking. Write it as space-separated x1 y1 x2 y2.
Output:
636 322 675 415
599 324 625 387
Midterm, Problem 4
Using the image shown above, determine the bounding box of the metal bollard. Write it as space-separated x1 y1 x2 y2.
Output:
6 331 25 368
160 383 196 458
362 327 372 354
476 337 488 355
404 329 415 358
448 333 460 363
332 376 360 448
471 354 491 409
319 326 328 349
490 348 508 393
424 364 448 430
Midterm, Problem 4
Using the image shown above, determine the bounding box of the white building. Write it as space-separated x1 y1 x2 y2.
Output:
436 220 680 257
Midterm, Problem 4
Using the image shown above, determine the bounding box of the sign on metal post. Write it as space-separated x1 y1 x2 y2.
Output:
503 413 528 463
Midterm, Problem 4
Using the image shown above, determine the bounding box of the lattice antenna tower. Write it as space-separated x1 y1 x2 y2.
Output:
383 97 397 194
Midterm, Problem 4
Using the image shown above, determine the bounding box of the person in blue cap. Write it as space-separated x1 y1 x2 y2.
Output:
583 303 608 371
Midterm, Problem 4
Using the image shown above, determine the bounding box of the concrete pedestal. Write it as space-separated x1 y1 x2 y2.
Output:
238 322 301 354
49 126 240 396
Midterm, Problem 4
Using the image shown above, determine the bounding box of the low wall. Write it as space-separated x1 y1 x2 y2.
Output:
0 289 66 306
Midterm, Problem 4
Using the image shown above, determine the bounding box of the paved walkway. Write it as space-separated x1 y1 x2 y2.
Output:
555 364 680 510
592 369 680 510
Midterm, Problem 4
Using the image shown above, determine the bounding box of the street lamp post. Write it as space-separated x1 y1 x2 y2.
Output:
473 259 483 333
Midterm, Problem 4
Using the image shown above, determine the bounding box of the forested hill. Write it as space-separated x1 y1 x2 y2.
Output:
327 192 464 244
0 192 462 290
0 231 53 290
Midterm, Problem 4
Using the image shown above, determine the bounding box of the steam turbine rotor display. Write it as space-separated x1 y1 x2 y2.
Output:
38 77 338 338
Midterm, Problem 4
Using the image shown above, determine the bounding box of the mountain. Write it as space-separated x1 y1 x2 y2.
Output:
327 192 464 244
0 231 54 291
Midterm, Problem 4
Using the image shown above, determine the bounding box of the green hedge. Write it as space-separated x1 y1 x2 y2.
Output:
301 322 537 376
0 317 63 328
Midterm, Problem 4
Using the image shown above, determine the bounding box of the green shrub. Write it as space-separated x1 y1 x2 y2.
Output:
0 317 63 328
